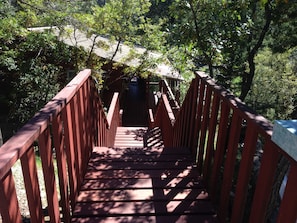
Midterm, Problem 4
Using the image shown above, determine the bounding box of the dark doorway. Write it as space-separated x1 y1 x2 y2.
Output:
122 77 148 126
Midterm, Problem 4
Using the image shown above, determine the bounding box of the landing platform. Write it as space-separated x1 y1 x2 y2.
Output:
71 127 218 223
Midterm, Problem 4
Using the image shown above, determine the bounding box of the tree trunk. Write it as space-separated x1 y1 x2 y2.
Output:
239 1 272 101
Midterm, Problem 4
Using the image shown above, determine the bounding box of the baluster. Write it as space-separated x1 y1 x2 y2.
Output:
21 146 45 223
0 170 22 223
197 85 212 173
209 101 230 204
38 128 60 223
249 141 280 223
277 162 297 222
203 93 220 184
62 104 77 210
52 114 71 223
231 121 259 223
218 111 242 222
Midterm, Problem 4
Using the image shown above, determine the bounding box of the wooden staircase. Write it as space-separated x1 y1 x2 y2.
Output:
2 69 297 223
71 127 218 223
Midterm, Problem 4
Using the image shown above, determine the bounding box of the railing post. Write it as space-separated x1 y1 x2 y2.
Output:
38 128 61 223
249 141 281 223
0 171 22 223
21 146 45 223
271 120 297 222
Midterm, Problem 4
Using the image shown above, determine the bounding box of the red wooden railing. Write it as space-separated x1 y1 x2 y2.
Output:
159 79 180 116
0 69 120 223
153 71 297 223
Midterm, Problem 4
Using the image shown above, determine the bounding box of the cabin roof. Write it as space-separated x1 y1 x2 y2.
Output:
28 26 183 81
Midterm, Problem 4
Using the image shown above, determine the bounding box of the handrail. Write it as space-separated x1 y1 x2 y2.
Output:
153 71 297 222
0 69 120 223
106 92 120 147
152 94 175 147
159 79 180 116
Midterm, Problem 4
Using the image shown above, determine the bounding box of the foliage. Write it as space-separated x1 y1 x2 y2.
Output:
0 0 85 127
1 0 167 129
12 60 60 124
4 31 80 126
2 0 297 128
82 0 165 68
245 47 297 120
164 0 297 102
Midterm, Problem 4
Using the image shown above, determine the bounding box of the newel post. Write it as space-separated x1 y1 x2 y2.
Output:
272 120 297 161
271 120 297 223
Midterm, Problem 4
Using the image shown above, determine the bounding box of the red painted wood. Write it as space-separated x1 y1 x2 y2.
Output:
197 86 212 173
191 79 205 157
249 141 280 223
218 112 242 223
62 104 78 210
231 122 259 223
157 94 175 147
71 95 83 188
86 80 94 170
209 102 230 203
188 77 199 150
181 80 194 147
106 92 120 147
198 72 273 137
184 79 197 148
72 131 218 222
79 85 88 180
277 162 297 223
38 128 61 223
77 85 86 179
21 146 45 223
0 69 123 222
0 170 22 223
52 114 71 223
177 81 190 147
86 78 94 152
0 69 91 180
203 93 220 184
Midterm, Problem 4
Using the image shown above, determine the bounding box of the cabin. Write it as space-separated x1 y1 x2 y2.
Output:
0 68 297 223
46 26 183 126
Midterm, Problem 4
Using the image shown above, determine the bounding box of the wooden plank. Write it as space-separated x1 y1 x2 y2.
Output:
218 112 242 222
86 161 194 171
21 146 45 223
197 86 212 173
182 80 194 147
38 128 61 223
72 199 214 216
71 214 219 223
72 123 218 222
52 114 71 223
76 187 209 202
71 95 83 188
92 146 190 155
80 177 204 190
249 141 280 223
188 78 199 150
192 79 205 157
63 104 78 209
203 93 220 184
231 122 259 223
209 101 230 203
0 170 22 223
84 167 199 179
276 162 297 222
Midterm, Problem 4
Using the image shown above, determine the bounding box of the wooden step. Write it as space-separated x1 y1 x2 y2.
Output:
114 127 148 148
72 127 218 222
